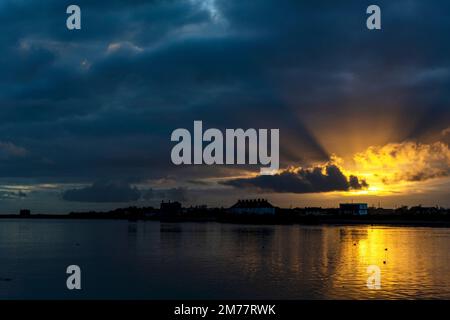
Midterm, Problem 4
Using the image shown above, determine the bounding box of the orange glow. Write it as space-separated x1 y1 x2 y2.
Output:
338 141 450 197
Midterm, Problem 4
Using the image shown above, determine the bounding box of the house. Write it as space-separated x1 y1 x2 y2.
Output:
160 201 182 214
19 209 31 217
339 203 368 215
304 207 325 216
409 205 441 215
229 199 276 215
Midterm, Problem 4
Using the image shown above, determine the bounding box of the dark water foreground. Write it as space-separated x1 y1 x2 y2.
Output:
0 219 449 299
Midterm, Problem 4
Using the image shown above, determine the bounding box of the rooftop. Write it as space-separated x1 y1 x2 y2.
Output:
231 199 275 209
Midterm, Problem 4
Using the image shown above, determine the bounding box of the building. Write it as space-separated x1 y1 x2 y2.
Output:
304 207 325 216
339 203 368 215
19 209 31 217
229 199 276 215
160 201 182 214
409 205 441 215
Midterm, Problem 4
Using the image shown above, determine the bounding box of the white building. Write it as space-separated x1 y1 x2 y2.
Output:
339 203 368 215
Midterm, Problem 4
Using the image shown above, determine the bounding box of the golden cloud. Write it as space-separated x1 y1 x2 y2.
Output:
351 141 450 185
224 140 450 197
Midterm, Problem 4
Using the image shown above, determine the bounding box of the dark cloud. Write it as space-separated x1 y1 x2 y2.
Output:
142 187 188 202
349 175 368 189
0 190 27 200
2 0 449 182
0 0 449 211
0 141 28 159
224 165 368 194
62 181 140 202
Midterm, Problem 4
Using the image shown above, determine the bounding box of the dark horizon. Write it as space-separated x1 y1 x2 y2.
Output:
2 201 450 216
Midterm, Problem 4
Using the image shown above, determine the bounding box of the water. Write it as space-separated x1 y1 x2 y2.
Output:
0 219 450 299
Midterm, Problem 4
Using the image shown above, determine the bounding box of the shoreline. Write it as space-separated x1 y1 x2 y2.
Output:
1 214 450 228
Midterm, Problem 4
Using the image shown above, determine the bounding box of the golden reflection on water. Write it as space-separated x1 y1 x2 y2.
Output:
159 224 450 299
329 226 450 299
299 226 450 299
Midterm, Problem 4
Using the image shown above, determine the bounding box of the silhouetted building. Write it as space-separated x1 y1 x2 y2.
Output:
304 207 325 216
160 201 182 214
340 203 368 215
369 207 395 215
409 205 440 215
20 209 31 217
229 199 276 215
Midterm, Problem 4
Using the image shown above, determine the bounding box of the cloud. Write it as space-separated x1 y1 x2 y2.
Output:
0 0 449 211
106 41 144 55
353 141 450 184
142 187 189 202
0 190 27 200
349 175 369 189
442 127 450 136
226 140 450 195
224 164 368 193
0 142 28 158
62 181 140 203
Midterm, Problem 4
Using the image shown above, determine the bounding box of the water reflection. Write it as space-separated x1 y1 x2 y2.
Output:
157 224 450 299
1 220 450 299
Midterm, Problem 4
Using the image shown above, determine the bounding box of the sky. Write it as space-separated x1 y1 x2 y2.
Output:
0 0 449 213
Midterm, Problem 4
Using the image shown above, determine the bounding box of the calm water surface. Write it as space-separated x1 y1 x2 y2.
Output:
0 219 449 299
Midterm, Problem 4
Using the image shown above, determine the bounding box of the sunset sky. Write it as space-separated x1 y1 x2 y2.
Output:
0 0 449 213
